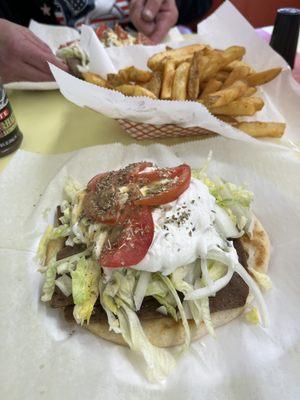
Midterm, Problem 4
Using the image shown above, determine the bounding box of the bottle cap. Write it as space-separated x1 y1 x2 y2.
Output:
270 8 300 68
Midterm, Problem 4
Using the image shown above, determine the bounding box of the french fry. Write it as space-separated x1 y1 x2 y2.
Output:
236 122 285 138
187 50 207 99
223 60 254 72
251 96 264 111
172 62 190 100
243 87 257 97
143 70 162 98
246 67 282 86
107 73 125 87
201 51 224 81
165 54 194 68
210 97 260 116
214 70 230 82
222 46 246 66
217 115 238 125
147 44 206 70
82 72 107 88
223 65 251 88
200 79 223 98
204 80 248 107
161 60 176 99
115 84 157 99
118 66 152 83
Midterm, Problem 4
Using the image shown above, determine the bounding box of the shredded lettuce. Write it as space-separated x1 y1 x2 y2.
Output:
146 279 169 297
37 224 72 264
64 177 82 203
115 299 176 382
134 271 151 311
41 258 57 302
234 262 269 328
159 274 190 351
153 294 178 321
55 274 72 297
37 226 54 264
192 167 253 233
249 267 272 291
100 271 176 381
52 224 72 238
197 278 215 337
245 307 260 324
208 260 228 281
71 258 100 324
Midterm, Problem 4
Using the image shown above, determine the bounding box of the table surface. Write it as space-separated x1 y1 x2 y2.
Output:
0 90 203 173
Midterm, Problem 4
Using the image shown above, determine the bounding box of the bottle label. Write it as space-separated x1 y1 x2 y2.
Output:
0 87 17 138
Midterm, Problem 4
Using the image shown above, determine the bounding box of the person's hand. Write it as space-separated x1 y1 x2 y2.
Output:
0 19 68 83
130 0 178 44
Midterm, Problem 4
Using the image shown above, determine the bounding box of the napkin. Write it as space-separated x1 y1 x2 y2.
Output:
0 139 300 399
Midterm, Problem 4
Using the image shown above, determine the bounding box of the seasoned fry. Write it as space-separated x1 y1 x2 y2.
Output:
172 62 190 100
201 51 224 81
115 84 157 99
165 54 194 68
251 96 264 110
217 115 238 125
223 60 254 72
246 68 282 86
107 73 125 88
222 46 246 66
204 80 248 107
236 122 285 138
187 50 207 99
223 65 251 88
243 87 257 97
200 79 223 98
118 66 152 83
161 60 176 99
214 70 229 82
210 97 261 116
82 72 107 88
143 70 162 97
147 44 206 70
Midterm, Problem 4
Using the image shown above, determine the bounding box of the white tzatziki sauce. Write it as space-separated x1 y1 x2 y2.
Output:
133 177 237 275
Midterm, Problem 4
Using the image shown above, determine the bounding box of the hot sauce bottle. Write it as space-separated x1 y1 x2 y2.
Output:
0 81 23 158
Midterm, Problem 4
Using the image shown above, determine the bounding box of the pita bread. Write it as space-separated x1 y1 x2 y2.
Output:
46 215 270 348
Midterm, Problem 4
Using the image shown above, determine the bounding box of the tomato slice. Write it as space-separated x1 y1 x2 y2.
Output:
115 24 129 41
100 207 154 268
134 164 191 206
83 163 153 225
95 24 108 39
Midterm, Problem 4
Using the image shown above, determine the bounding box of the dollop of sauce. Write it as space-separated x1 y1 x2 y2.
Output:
133 178 231 275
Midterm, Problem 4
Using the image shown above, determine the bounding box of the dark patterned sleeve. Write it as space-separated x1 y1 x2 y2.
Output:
175 0 213 25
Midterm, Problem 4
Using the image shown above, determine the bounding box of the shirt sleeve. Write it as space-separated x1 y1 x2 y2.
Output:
175 0 213 25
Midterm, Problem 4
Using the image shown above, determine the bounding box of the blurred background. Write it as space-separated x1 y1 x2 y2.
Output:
199 0 300 28
230 0 299 26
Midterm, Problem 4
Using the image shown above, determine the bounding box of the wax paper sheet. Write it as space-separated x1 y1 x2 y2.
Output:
0 139 300 399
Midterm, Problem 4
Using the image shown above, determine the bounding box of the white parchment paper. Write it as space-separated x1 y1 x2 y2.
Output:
0 139 300 399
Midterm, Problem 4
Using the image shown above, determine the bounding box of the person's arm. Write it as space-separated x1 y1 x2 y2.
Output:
175 0 213 26
129 0 178 44
0 19 68 83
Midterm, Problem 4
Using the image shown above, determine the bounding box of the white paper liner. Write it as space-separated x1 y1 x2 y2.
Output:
0 140 300 398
